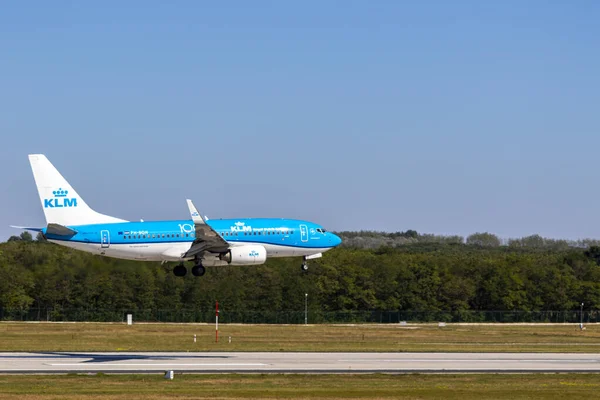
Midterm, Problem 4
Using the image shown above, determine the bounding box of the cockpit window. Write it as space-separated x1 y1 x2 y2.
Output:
316 228 326 233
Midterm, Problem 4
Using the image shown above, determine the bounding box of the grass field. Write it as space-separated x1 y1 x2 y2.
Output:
0 373 599 399
1 322 599 352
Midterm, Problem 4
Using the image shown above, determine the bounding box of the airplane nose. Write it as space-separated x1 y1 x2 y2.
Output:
329 233 342 247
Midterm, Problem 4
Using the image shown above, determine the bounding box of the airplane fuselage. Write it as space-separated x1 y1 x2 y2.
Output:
45 218 339 262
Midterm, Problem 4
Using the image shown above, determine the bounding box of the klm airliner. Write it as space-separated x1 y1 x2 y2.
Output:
12 155 341 277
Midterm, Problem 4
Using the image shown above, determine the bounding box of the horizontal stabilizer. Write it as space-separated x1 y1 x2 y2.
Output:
46 223 78 236
10 225 44 232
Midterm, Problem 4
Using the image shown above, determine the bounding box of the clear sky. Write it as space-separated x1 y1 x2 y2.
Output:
1 1 599 241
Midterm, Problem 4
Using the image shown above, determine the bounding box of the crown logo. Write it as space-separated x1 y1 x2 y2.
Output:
53 188 69 197
235 221 245 227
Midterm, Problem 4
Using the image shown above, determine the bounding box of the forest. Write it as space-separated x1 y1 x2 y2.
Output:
2 230 600 323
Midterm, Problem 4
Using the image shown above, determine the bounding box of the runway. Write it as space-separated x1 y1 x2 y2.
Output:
2 352 600 373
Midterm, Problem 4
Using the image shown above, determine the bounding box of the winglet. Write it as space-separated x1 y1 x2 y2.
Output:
186 199 206 225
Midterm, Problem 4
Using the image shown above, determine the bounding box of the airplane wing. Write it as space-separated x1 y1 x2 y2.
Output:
183 199 229 258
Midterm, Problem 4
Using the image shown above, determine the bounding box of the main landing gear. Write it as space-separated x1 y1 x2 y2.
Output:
173 261 206 278
173 263 187 277
192 264 206 277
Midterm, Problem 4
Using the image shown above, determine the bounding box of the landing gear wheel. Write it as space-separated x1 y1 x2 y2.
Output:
301 262 308 272
192 264 206 277
173 264 187 277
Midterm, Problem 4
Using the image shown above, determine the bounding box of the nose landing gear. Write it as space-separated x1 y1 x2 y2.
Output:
301 256 309 272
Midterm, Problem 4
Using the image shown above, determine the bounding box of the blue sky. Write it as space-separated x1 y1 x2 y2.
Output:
1 1 599 240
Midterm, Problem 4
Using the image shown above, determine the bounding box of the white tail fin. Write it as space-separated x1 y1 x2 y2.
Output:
28 154 127 226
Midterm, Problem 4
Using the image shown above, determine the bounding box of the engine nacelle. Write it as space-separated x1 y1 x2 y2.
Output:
220 245 267 265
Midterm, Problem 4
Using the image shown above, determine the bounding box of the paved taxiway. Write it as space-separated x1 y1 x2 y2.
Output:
2 352 600 373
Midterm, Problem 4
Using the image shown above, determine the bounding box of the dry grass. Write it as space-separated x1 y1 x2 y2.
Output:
1 373 600 399
1 322 599 352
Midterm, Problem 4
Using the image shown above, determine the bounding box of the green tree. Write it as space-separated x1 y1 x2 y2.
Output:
466 232 501 247
585 246 600 266
20 231 33 242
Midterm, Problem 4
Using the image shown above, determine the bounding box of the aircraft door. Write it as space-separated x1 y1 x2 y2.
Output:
101 230 110 248
300 224 309 242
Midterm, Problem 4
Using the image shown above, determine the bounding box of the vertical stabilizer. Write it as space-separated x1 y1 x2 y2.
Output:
28 154 127 226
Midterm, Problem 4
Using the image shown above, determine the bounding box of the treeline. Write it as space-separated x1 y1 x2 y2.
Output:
2 234 600 322
338 230 600 250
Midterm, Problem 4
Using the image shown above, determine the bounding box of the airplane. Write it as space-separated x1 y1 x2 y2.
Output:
11 154 342 277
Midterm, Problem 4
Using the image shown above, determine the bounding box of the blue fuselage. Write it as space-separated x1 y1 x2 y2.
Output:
43 218 341 262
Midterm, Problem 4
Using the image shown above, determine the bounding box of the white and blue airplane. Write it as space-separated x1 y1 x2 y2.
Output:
12 155 342 277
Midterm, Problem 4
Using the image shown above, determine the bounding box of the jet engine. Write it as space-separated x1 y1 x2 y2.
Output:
220 245 267 265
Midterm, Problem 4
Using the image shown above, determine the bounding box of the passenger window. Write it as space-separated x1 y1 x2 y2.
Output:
176 234 180 237
186 234 189 237
162 234 165 238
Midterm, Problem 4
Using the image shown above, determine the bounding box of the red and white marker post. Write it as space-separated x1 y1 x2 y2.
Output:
215 300 219 343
